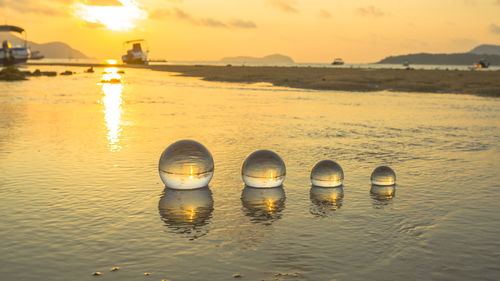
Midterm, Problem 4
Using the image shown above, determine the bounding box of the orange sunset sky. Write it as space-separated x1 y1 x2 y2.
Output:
1 0 500 62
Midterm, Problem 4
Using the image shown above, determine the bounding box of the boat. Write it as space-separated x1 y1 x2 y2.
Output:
473 59 489 69
332 58 344 65
121 39 149 65
0 25 30 66
403 60 410 67
29 50 44 60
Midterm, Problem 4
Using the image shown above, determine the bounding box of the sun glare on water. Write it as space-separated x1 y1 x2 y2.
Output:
74 0 146 31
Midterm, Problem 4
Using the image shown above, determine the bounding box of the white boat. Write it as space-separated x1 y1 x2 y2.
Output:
0 25 30 66
332 58 344 65
121 39 148 65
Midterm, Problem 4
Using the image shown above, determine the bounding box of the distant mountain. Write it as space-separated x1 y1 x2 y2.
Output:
220 54 294 63
377 53 500 66
377 44 500 66
469 44 500 56
0 33 87 59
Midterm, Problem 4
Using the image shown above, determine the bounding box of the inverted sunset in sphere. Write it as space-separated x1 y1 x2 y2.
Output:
159 140 214 190
310 160 344 187
242 150 286 188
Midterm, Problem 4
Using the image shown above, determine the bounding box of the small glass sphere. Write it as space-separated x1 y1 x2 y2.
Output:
370 166 396 186
241 150 286 188
158 140 214 190
310 160 344 187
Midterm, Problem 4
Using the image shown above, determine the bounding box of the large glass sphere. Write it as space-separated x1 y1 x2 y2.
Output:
310 160 344 187
241 150 286 188
159 140 214 189
370 166 396 186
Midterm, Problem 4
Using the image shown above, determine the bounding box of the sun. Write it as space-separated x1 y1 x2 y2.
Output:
74 0 146 31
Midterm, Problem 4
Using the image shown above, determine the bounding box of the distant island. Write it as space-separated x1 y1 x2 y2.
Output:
220 54 294 64
377 44 500 65
1 33 87 59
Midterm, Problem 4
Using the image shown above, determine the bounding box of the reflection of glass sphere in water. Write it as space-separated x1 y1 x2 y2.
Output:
310 186 344 203
370 166 396 186
310 186 344 215
242 150 286 188
158 187 214 227
241 186 286 222
310 160 344 187
159 140 214 190
370 184 396 200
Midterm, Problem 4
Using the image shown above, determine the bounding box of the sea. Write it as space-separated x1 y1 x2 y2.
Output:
0 63 499 280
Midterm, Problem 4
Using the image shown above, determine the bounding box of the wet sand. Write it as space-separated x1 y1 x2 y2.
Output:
149 65 500 97
26 63 500 97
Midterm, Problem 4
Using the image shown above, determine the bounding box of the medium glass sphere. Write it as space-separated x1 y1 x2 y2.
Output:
310 160 344 187
370 166 396 186
158 140 214 189
241 150 286 188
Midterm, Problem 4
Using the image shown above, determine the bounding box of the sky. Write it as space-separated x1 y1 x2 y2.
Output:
1 0 500 63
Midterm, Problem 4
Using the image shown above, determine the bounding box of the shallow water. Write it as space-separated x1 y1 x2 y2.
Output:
1 66 499 281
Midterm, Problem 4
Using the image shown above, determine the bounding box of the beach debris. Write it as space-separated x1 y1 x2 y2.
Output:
233 273 242 278
117 70 125 74
60 70 74 75
92 272 102 276
0 66 27 81
111 266 120 271
144 272 151 276
274 272 299 277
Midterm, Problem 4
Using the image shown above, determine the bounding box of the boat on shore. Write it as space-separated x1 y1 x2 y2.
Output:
122 39 149 65
473 59 489 69
332 58 344 65
0 25 30 66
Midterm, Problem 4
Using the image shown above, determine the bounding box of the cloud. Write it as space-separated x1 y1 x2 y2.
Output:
319 9 331 19
199 18 227 28
229 19 257 28
490 23 500 34
151 8 257 29
356 6 384 17
0 0 66 16
268 0 298 13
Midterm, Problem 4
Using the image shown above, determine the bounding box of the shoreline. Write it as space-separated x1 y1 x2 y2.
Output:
26 63 500 97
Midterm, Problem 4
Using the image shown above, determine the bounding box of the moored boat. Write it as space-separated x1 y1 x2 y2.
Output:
122 39 148 65
332 58 344 65
0 25 30 66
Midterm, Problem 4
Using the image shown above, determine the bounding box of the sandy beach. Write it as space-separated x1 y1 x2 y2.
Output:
149 65 500 97
26 62 500 97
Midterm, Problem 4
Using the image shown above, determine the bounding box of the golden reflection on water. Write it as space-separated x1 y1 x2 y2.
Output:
241 186 286 224
100 69 124 151
309 186 344 216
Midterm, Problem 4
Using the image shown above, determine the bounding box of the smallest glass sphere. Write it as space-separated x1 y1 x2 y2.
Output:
310 160 344 187
370 166 396 186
